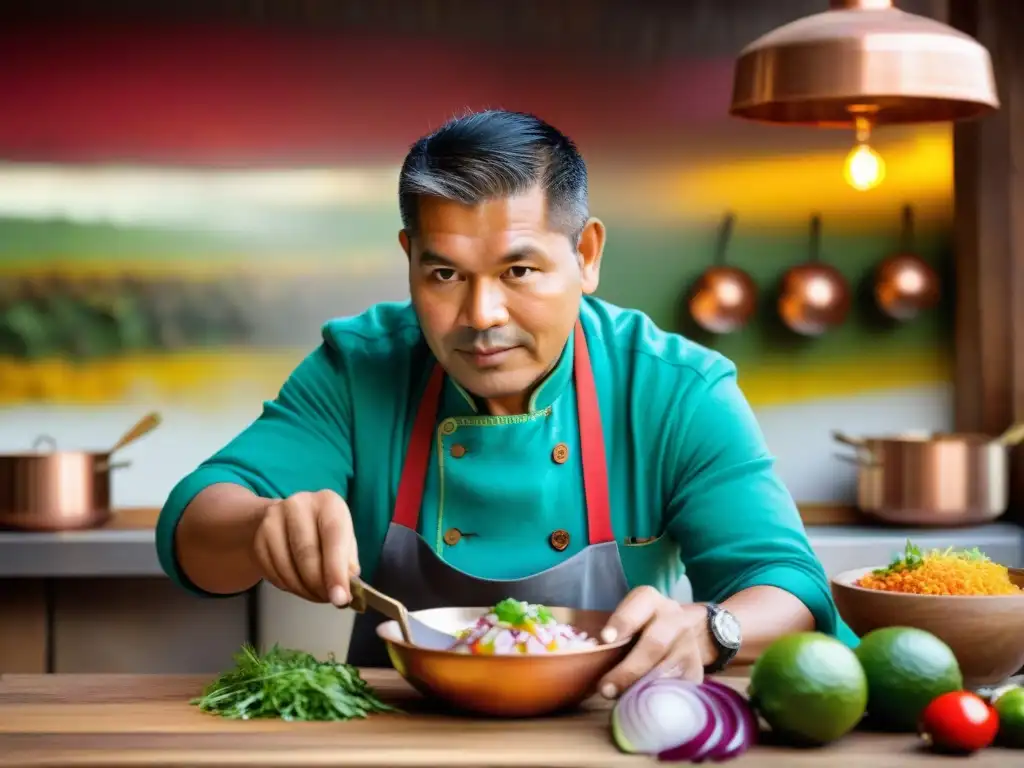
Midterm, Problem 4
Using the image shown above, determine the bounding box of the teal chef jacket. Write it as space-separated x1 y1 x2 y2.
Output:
157 295 856 647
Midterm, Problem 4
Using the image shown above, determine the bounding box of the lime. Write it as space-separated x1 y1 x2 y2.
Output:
748 632 868 745
994 686 1024 748
855 627 962 732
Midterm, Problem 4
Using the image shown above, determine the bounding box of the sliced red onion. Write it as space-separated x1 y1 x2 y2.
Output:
611 673 759 764
700 680 758 761
612 676 716 756
654 683 727 762
666 684 735 762
492 630 516 654
524 635 546 654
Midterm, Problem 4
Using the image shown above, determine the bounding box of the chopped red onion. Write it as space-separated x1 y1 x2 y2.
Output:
611 675 757 763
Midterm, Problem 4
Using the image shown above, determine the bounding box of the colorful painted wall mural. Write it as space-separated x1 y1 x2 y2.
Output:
0 13 954 504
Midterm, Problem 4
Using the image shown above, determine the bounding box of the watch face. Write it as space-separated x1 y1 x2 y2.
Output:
712 610 742 648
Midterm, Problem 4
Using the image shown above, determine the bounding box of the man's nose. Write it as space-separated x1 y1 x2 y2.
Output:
463 279 509 331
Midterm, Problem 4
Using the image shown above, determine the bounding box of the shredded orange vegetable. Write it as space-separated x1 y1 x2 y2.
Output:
857 541 1022 596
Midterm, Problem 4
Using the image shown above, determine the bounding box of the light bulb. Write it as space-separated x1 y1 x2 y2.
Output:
842 113 886 192
844 143 886 191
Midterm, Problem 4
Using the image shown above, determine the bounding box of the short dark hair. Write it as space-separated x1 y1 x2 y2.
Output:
398 110 589 241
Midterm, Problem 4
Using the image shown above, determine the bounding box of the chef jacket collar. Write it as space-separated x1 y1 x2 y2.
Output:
441 329 576 417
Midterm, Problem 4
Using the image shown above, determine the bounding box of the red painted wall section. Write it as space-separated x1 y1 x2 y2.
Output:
0 22 731 165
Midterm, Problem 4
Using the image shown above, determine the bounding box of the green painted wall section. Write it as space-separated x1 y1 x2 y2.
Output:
0 212 953 369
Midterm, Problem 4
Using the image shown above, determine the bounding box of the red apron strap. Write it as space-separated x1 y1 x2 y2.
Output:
392 321 615 546
572 322 614 544
392 364 445 530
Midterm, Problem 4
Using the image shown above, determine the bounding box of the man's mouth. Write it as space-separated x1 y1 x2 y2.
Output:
458 346 518 367
470 347 512 357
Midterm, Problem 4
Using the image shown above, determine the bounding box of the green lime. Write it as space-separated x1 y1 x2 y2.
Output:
748 632 868 745
855 627 962 732
994 687 1024 748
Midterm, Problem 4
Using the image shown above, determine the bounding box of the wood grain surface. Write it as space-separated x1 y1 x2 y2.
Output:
0 670 1019 767
99 504 864 532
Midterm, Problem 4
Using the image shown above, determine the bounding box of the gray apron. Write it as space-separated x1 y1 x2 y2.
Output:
347 321 629 667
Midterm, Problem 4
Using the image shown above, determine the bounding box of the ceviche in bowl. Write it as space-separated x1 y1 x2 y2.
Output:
375 598 634 717
449 598 600 655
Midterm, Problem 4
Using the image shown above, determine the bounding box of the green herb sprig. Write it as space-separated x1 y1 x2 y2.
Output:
192 644 397 722
872 539 991 576
492 597 554 626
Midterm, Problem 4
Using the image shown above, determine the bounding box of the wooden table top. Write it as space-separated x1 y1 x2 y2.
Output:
68 503 870 531
0 670 1017 767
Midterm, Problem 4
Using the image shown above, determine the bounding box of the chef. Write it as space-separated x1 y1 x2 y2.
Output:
158 109 853 699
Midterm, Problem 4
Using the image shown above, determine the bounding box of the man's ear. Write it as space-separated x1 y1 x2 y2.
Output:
399 230 412 259
577 218 606 295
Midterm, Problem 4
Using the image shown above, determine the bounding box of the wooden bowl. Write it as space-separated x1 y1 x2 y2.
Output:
376 606 633 717
831 567 1024 687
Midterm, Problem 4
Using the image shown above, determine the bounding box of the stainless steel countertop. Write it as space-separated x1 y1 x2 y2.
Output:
0 527 164 577
1 522 1022 578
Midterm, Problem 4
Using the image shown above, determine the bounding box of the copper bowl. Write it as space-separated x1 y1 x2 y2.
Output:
832 567 1024 688
376 606 634 717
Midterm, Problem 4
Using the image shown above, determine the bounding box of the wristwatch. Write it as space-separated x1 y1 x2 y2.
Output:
704 603 742 674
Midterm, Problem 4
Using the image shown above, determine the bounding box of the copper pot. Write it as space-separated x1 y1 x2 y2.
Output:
688 212 758 334
778 214 851 336
0 412 161 531
832 424 1024 526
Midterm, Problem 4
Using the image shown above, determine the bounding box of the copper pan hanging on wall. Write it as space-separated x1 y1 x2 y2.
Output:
688 212 758 334
778 214 851 336
874 203 940 321
730 0 999 130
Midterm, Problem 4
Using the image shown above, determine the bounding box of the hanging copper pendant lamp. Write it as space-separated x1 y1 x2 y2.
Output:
730 0 999 129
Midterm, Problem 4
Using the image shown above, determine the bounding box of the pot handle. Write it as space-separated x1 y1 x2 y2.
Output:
32 435 58 452
831 430 866 448
832 430 880 467
996 422 1024 447
96 460 132 472
833 452 880 468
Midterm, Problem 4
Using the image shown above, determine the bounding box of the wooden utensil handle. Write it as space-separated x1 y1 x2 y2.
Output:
348 577 415 643
110 412 162 454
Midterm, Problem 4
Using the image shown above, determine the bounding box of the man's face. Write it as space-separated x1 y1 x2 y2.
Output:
401 185 604 411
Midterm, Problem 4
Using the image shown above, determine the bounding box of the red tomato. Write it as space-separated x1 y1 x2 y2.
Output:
919 691 999 753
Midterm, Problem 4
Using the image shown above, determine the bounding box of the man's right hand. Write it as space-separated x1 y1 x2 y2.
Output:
252 489 359 606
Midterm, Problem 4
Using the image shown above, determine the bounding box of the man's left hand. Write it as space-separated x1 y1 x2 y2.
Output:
597 586 715 699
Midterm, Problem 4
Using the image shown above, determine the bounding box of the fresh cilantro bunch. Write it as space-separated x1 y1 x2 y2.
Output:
192 644 396 721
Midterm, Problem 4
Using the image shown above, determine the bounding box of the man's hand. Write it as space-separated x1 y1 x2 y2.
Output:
597 586 716 699
252 489 360 606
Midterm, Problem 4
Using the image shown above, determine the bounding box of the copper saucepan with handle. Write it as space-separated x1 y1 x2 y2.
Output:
0 411 161 531
832 423 1024 526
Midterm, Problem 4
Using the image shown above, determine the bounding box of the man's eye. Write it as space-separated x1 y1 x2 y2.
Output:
505 266 535 279
432 268 458 282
